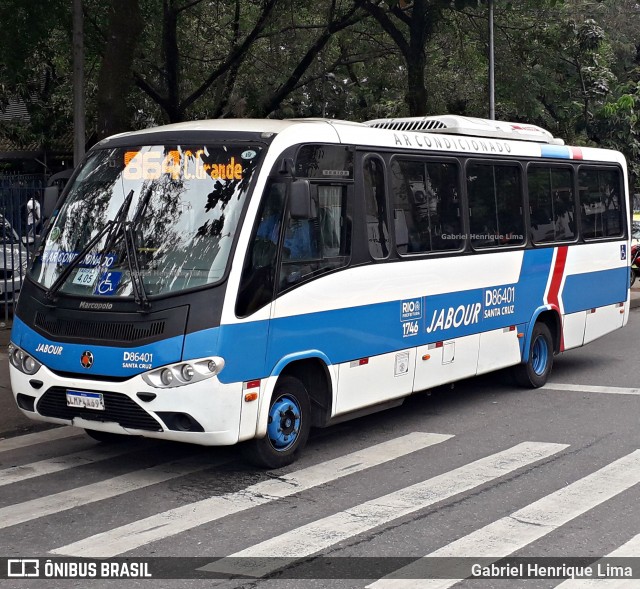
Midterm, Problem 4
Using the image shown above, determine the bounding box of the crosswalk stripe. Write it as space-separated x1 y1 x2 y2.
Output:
0 445 135 487
200 441 567 577
0 457 226 531
0 427 80 453
51 432 452 558
555 533 640 588
543 383 640 396
367 449 640 589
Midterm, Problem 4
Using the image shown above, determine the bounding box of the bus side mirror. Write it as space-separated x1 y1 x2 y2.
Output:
289 180 313 219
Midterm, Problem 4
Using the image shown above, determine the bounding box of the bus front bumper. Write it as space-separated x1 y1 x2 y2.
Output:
9 363 245 446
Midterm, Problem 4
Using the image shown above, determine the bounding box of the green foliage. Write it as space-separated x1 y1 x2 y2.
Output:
0 0 639 172
594 81 640 191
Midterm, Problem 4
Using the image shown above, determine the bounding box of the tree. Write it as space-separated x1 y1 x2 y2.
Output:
355 0 481 116
132 0 279 123
95 0 145 139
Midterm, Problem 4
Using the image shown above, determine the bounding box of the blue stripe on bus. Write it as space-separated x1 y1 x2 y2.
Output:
540 145 571 159
11 251 627 383
11 316 184 377
562 267 628 314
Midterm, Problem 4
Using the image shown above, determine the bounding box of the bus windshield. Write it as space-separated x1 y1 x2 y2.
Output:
30 144 262 299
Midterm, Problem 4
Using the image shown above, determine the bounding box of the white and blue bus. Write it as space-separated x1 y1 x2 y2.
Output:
9 116 631 467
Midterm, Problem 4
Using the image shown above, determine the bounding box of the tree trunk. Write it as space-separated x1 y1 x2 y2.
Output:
95 0 144 140
163 0 182 122
406 50 428 116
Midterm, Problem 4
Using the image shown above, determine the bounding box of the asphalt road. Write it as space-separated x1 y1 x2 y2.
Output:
0 308 639 588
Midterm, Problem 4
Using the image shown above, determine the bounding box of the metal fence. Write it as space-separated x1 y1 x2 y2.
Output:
0 174 46 323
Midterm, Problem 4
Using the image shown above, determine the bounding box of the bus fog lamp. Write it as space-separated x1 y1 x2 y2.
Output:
207 360 218 373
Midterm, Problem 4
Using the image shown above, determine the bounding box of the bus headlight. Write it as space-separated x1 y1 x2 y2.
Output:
181 364 194 381
142 356 225 389
8 343 42 375
160 368 174 386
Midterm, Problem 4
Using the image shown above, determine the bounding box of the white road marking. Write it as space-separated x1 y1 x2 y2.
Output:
0 458 225 530
51 432 452 558
368 450 640 589
0 445 134 487
202 441 567 577
0 427 80 453
555 533 640 588
544 383 640 396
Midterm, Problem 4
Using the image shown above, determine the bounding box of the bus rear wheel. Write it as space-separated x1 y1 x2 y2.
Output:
242 376 311 469
513 322 554 388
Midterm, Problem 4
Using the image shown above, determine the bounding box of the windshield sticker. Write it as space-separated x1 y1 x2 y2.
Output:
94 271 122 296
241 150 257 160
42 250 117 268
73 267 98 287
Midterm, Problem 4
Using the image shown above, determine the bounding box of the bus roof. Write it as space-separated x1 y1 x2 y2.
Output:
95 117 624 165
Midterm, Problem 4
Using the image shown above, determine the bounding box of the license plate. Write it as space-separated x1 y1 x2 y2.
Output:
66 390 105 411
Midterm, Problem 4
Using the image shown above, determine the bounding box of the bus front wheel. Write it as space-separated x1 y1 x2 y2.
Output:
513 322 554 388
242 376 311 469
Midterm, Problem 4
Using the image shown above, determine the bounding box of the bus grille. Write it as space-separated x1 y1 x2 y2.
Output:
36 387 163 432
34 312 165 343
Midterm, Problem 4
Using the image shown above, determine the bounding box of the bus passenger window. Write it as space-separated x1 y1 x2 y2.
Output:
279 184 351 290
467 163 524 248
391 159 462 254
363 156 389 259
528 166 575 243
579 168 623 239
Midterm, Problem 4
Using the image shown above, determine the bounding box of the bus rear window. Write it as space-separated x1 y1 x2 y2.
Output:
579 168 624 239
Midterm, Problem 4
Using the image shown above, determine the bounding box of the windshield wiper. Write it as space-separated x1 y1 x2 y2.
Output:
45 190 135 302
121 186 153 311
123 222 150 310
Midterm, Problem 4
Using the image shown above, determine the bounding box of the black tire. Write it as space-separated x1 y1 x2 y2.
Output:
84 429 127 443
242 375 311 469
513 322 554 388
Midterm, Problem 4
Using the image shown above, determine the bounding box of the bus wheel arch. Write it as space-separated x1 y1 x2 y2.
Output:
536 309 562 355
514 313 558 388
278 358 333 428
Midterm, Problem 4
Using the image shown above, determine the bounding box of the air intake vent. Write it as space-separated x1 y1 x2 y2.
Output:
365 118 447 132
35 312 165 343
364 115 563 144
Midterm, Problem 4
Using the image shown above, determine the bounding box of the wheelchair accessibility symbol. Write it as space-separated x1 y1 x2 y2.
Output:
93 271 122 295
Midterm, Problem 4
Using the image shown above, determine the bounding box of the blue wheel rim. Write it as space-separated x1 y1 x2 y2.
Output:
531 335 549 376
267 395 301 452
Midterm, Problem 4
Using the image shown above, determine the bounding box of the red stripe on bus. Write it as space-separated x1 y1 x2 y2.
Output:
547 246 568 350
570 146 583 160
